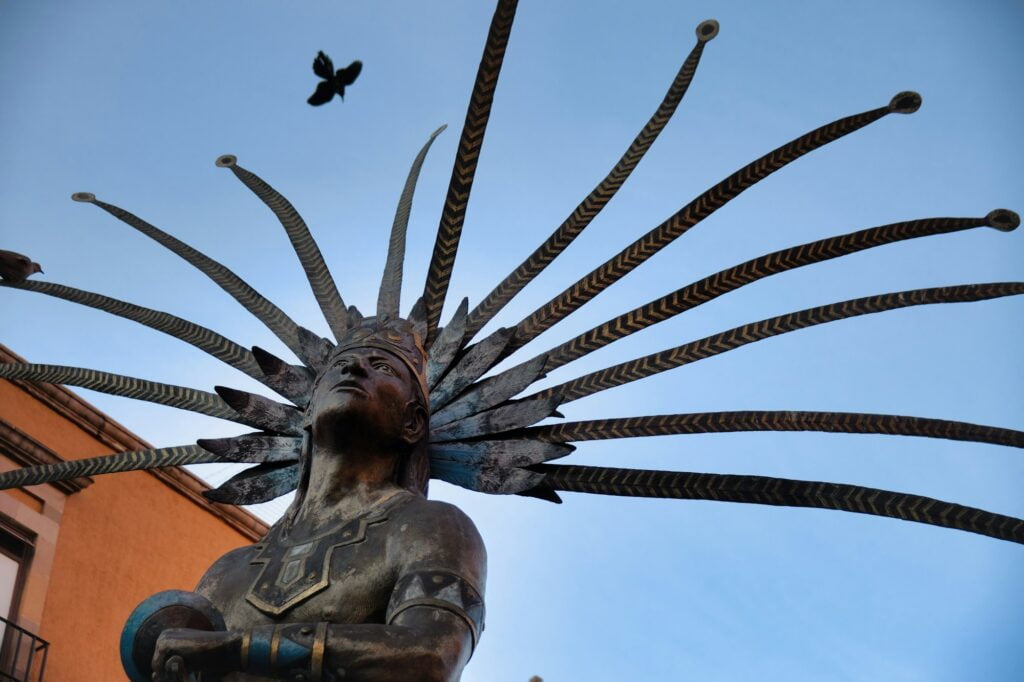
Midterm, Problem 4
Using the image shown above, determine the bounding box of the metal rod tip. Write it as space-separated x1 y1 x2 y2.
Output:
888 91 922 114
986 208 1020 232
696 19 719 42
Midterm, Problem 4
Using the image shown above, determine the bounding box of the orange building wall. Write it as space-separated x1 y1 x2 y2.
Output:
0 349 268 681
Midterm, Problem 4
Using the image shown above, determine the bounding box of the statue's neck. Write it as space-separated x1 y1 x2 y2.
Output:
286 439 404 535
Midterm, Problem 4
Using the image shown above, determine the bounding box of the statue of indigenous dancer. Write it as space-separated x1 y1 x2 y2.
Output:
0 2 1022 680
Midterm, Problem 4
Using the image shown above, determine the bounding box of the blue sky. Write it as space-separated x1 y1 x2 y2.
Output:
2 1 1022 680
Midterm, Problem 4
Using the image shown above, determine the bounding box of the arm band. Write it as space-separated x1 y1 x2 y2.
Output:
386 570 486 651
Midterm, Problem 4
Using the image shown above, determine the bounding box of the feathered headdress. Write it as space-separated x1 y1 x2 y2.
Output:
2 6 1022 545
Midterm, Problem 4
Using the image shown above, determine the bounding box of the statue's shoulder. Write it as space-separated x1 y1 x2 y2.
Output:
388 494 486 577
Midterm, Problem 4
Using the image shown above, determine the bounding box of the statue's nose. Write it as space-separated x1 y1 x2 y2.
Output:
339 356 369 377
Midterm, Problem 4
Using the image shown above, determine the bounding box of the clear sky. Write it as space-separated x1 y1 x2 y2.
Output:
2 1 1023 680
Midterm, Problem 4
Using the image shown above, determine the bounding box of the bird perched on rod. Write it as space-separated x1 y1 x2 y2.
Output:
307 51 362 106
0 250 42 282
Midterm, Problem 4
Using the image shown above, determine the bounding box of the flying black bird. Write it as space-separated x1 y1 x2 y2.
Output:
307 51 362 106
0 249 42 282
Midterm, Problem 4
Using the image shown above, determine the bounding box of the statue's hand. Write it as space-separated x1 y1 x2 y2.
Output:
151 628 241 682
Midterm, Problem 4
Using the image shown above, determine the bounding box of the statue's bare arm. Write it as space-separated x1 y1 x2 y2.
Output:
152 500 486 682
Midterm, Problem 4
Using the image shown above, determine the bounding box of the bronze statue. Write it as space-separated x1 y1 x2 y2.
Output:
0 1 1021 679
146 322 485 680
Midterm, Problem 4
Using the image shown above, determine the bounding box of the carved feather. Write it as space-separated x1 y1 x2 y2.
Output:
75 193 308 362
430 354 547 428
508 92 922 354
251 346 314 406
537 464 1024 545
429 393 563 441
202 461 300 505
426 298 469 389
0 445 218 490
214 386 304 435
378 124 448 319
429 327 514 410
463 19 720 340
218 155 350 340
196 433 303 463
532 282 1024 404
521 411 1024 449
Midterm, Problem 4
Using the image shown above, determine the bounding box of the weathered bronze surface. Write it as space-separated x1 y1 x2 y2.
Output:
149 329 486 681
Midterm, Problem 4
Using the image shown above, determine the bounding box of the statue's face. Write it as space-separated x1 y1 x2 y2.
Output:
310 346 426 449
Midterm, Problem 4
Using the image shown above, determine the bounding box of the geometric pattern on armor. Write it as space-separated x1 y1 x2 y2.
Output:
246 510 391 617
386 569 485 650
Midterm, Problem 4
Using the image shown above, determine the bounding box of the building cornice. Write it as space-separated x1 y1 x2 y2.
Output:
0 419 93 494
0 344 269 541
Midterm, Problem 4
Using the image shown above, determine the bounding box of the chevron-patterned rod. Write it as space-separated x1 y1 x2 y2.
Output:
0 280 266 384
378 125 448 319
218 155 350 340
0 445 220 491
521 411 1024 449
531 282 1024 404
537 464 1024 544
0 363 239 422
508 92 923 354
422 0 519 344
71 192 308 363
537 212 1017 372
463 19 720 340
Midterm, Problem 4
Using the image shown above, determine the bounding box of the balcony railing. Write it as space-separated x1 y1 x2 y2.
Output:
0 616 48 681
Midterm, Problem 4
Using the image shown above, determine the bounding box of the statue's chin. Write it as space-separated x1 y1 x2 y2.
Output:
312 399 404 448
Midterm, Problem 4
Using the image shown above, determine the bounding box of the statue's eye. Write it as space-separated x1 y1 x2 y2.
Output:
373 362 396 376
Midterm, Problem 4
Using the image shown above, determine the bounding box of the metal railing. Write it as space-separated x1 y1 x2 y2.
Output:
0 616 48 681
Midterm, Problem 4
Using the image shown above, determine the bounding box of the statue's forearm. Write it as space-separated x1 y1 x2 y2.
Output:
235 618 469 682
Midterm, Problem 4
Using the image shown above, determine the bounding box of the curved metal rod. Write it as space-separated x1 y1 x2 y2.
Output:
507 92 923 355
0 363 238 421
537 212 1016 372
530 282 1024 404
463 19 721 340
536 464 1024 544
519 410 1024 449
421 0 520 344
1 280 266 384
72 192 309 364
0 445 218 490
217 156 350 340
378 125 448 319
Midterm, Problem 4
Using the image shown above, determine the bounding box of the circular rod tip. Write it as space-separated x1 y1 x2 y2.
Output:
71 192 95 203
696 19 719 42
889 91 922 114
986 208 1020 232
215 154 237 168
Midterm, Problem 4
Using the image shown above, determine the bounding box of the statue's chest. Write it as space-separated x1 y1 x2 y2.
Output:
242 512 394 621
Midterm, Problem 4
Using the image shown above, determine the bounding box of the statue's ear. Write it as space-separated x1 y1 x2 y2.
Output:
401 401 428 447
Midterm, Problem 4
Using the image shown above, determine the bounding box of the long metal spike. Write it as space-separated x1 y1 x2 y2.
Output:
217 155 350 339
463 20 721 340
0 445 219 490
520 411 1024 449
378 125 448 319
421 0 520 344
71 192 308 361
537 464 1024 545
1 280 268 384
537 212 1017 372
0 363 239 421
507 91 923 354
531 282 1024 404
